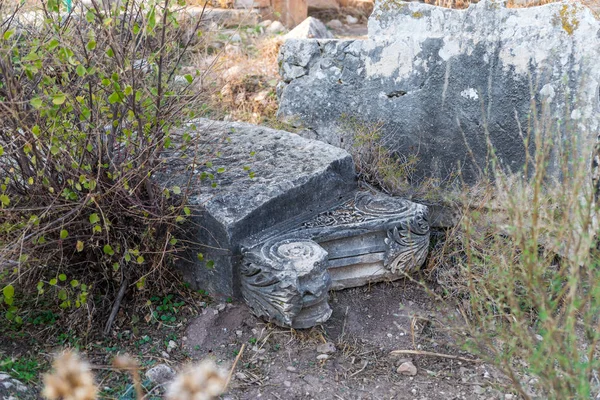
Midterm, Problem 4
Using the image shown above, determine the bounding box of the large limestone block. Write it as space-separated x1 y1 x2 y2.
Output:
158 119 356 299
277 0 600 184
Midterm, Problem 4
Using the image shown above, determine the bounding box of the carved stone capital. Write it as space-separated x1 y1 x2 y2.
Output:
241 239 332 328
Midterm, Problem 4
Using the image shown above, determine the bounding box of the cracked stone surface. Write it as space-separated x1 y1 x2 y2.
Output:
277 0 600 185
157 118 356 299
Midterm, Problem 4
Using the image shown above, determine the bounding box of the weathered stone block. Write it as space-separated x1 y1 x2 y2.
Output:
277 0 600 185
159 119 356 299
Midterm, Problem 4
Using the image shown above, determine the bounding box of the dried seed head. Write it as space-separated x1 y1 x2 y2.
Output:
166 360 227 400
42 350 97 400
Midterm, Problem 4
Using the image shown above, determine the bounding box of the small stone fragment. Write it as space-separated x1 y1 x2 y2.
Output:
346 15 358 25
326 19 342 29
145 364 176 385
284 380 292 387
316 342 336 354
316 354 329 361
167 340 177 353
286 366 297 372
217 303 226 312
259 19 272 27
396 361 417 376
230 33 242 43
267 21 285 34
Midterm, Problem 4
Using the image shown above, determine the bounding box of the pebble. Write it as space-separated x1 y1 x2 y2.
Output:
397 361 418 376
286 366 297 372
161 351 170 359
326 19 343 29
235 372 246 380
236 330 243 337
316 354 329 361
167 340 177 353
259 19 272 27
145 364 176 385
316 342 336 354
284 380 291 387
230 33 241 43
505 395 515 400
217 303 226 312
346 15 358 25
267 21 285 34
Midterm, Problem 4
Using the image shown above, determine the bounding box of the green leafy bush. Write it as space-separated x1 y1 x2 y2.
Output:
0 0 208 330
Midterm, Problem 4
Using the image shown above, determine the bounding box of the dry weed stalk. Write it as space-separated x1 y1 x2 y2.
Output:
166 359 228 400
42 350 98 400
113 355 143 400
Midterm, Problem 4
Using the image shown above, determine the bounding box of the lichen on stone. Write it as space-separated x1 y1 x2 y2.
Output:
559 3 579 35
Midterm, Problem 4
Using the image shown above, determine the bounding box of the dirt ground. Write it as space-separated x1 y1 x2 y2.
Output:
183 280 513 400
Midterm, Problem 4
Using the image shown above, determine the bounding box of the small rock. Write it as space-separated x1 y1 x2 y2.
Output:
346 15 358 25
253 89 271 103
473 385 485 395
396 361 417 376
284 16 333 40
316 354 329 361
230 33 242 43
284 380 291 387
161 351 170 359
213 309 220 315
267 21 285 34
217 303 226 312
236 330 243 337
259 19 272 27
235 372 247 380
286 366 297 372
316 342 336 354
145 364 176 385
326 19 343 29
167 340 177 353
505 395 515 400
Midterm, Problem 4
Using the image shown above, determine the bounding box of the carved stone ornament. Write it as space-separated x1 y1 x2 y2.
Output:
241 190 430 328
240 239 332 329
353 193 430 273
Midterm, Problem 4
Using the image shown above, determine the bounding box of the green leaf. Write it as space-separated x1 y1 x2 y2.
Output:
108 92 121 104
169 238 178 245
58 289 67 300
103 244 114 256
52 93 66 105
217 167 225 174
86 39 96 50
124 253 131 263
184 74 193 84
76 241 84 252
0 145 3 156
60 229 68 239
197 253 204 261
172 186 181 195
206 260 215 269
3 30 14 40
47 38 59 50
0 194 9 207
30 98 43 109
76 64 86 77
3 285 14 300
136 256 144 264
49 278 58 286
50 145 60 155
183 207 191 216
59 274 67 281
113 263 120 272
70 280 79 288
89 213 100 224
